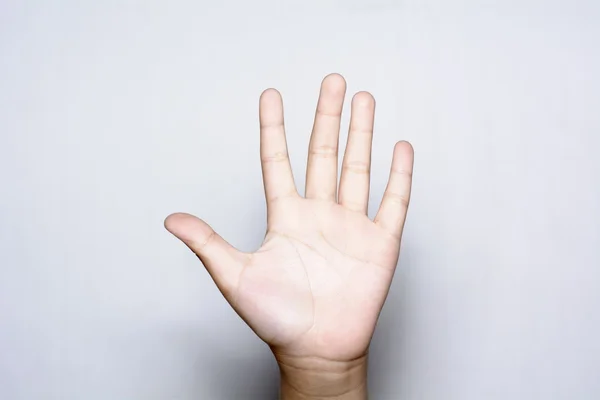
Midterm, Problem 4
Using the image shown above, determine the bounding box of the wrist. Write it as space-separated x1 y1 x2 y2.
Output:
275 353 368 400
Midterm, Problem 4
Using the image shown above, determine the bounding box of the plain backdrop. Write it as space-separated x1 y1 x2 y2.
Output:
1 1 599 399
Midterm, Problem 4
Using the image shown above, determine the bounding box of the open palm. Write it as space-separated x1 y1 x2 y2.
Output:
165 74 414 365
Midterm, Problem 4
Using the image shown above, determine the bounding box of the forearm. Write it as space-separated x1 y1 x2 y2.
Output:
276 354 368 400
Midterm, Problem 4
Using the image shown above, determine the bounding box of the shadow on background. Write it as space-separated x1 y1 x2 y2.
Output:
196 345 279 399
367 247 417 398
186 323 280 400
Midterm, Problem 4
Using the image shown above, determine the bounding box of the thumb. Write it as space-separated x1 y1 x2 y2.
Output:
164 212 246 298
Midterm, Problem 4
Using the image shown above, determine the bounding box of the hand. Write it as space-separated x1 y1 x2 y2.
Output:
165 74 414 399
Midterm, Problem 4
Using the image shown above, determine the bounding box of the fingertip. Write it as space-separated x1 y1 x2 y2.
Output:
163 212 209 242
394 141 414 158
390 142 414 180
395 140 413 150
164 212 185 232
260 88 282 102
322 73 347 93
352 91 375 108
259 88 284 122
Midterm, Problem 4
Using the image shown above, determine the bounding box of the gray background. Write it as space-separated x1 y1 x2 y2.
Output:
1 1 599 399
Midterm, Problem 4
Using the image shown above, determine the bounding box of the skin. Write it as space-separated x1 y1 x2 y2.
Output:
164 73 414 399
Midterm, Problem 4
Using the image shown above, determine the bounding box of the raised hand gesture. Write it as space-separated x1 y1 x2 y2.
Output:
165 74 414 399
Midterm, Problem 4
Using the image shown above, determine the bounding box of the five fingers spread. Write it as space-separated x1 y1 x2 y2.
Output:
163 75 415 379
166 75 414 284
